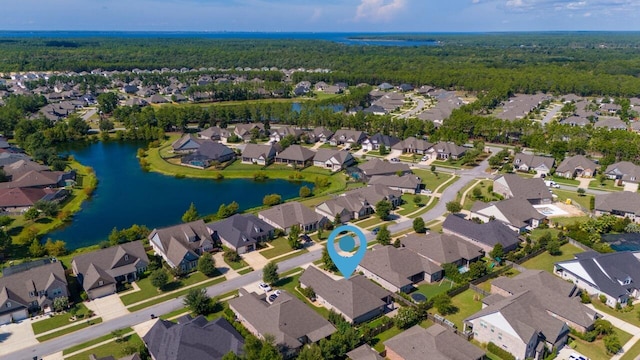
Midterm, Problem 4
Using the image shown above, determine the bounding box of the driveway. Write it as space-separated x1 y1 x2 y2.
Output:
0 320 38 356
624 182 639 192
242 251 269 270
557 346 588 360
84 294 129 321
541 104 561 125
385 149 402 160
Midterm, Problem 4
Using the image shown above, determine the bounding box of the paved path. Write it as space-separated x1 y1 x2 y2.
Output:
541 103 561 125
397 96 426 119
585 304 640 360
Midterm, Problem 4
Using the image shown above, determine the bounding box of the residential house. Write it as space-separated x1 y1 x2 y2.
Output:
367 174 421 194
554 251 640 307
490 270 599 333
88 354 140 360
605 161 640 185
0 161 76 190
346 345 384 360
0 187 68 214
197 126 230 141
299 266 391 324
464 291 570 360
373 93 405 113
143 315 244 360
307 127 334 143
0 261 68 324
470 198 547 232
312 149 355 171
442 214 521 253
274 145 316 167
228 290 336 357
493 174 553 205
329 129 367 146
378 83 394 91
148 94 169 104
358 158 411 178
555 155 599 178
357 245 443 293
269 126 303 143
495 93 550 121
315 185 402 222
559 115 591 127
241 143 280 165
401 232 484 268
594 191 640 223
234 123 267 142
180 141 235 168
391 137 433 155
72 241 148 299
397 83 414 92
594 117 627 130
207 214 274 254
258 201 325 233
362 105 388 116
384 324 485 360
149 220 214 273
361 133 400 151
427 142 467 160
172 134 203 154
512 153 555 176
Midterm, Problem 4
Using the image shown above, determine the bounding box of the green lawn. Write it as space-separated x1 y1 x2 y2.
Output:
270 248 308 263
32 303 93 335
437 289 484 330
397 194 429 216
36 318 103 342
260 236 297 259
549 175 580 186
411 169 455 193
63 328 133 355
550 216 592 228
372 325 405 352
589 179 622 192
407 197 439 218
521 243 584 273
127 276 226 311
65 333 144 360
461 180 500 210
620 337 640 360
415 279 455 300
550 189 592 210
570 328 631 360
590 300 640 328
120 271 215 306
432 160 464 169
355 217 390 229
237 267 254 275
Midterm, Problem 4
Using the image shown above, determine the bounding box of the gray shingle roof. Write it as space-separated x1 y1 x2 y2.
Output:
359 245 442 289
471 198 546 229
143 315 244 360
556 155 598 175
229 290 336 349
346 345 384 360
181 141 234 163
241 143 278 160
358 158 410 177
391 136 433 152
495 174 553 203
384 324 485 360
595 191 640 215
299 266 388 321
513 153 555 170
258 201 322 230
148 220 213 267
0 262 67 315
207 214 274 250
368 174 421 190
401 233 484 265
605 161 640 183
275 145 316 162
442 214 521 250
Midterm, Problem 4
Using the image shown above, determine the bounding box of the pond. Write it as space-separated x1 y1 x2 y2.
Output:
48 141 309 250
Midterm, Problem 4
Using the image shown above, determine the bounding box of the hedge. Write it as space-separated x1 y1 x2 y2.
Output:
488 342 516 360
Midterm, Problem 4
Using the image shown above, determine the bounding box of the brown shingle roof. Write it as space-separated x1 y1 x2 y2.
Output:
384 324 485 360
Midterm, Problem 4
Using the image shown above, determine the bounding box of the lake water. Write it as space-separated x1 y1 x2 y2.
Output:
602 233 640 252
48 141 309 250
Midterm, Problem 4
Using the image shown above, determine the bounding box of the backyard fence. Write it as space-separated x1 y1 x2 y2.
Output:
469 284 491 297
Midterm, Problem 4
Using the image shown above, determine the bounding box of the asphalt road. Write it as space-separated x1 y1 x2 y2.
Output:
3 148 494 360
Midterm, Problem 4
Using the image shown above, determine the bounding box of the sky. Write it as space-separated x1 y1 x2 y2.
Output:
1 0 640 32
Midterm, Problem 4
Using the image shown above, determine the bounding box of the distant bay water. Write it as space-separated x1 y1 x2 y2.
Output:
0 31 439 46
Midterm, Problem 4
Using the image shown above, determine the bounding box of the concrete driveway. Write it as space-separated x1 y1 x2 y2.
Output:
557 346 589 360
242 251 269 270
624 182 639 192
84 294 129 321
0 320 38 356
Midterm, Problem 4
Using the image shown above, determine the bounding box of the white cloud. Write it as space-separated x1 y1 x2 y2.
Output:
472 0 481 3
355 0 407 22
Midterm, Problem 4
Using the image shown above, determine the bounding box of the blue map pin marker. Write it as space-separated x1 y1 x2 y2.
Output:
327 224 367 279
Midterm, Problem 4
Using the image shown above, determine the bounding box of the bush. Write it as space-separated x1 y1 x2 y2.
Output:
580 292 591 304
599 294 607 304
223 249 241 263
413 217 426 233
487 342 516 360
150 269 169 289
198 254 217 277
445 201 462 213
262 261 279 285
299 186 312 198
394 306 419 329
604 334 622 355
253 172 268 181
300 286 315 300
263 193 282 206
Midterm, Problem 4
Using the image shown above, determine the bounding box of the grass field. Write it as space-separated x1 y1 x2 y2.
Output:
437 289 484 330
32 303 93 335
590 300 640 328
120 271 215 306
63 328 133 355
127 276 226 311
275 274 330 319
620 337 640 360
411 169 455 193
415 279 455 300
260 236 296 259
397 193 429 216
36 318 103 342
65 332 144 360
570 328 631 360
549 175 580 186
521 243 584 273
589 179 623 192
461 180 499 210
550 189 592 210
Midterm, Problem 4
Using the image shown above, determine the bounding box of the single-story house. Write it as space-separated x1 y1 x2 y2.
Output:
312 149 355 171
357 245 443 293
72 241 148 299
554 250 640 307
307 127 334 143
315 185 402 222
258 201 325 233
241 143 280 165
197 126 231 141
229 290 336 357
358 158 411 178
143 315 244 360
384 324 485 360
207 214 274 254
470 198 547 232
274 145 316 167
234 123 267 142
555 155 598 179
427 142 467 160
362 133 400 151
442 214 521 254
0 187 68 214
367 174 421 194
605 161 640 185
493 174 553 205
269 126 303 143
149 220 214 274
594 191 640 223
172 134 204 154
0 261 68 324
329 130 367 146
299 266 391 324
391 137 433 155
513 153 555 176
401 232 484 268
180 141 235 168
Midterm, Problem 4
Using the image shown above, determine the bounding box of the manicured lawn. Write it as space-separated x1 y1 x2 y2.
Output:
521 243 584 273
590 300 640 328
411 169 454 193
372 325 405 352
159 308 190 320
437 289 484 330
570 328 631 360
620 337 640 360
261 236 296 259
127 276 226 311
391 228 415 238
407 197 439 218
550 175 580 186
63 328 133 355
415 280 455 300
461 180 500 210
65 333 144 360
550 216 591 228
120 271 214 306
397 194 429 216
270 248 308 263
355 217 389 229
36 318 103 342
432 160 464 169
280 267 304 278
550 189 592 210
589 179 622 192
237 267 254 275
32 303 93 334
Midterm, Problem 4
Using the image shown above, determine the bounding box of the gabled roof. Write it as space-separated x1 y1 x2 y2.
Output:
471 198 546 229
495 174 552 202
368 174 421 190
384 324 485 360
346 345 384 360
365 133 400 148
148 220 212 267
358 158 410 177
234 123 265 137
595 191 640 215
299 266 388 321
513 153 555 170
143 315 244 360
605 161 640 182
431 142 466 157
391 136 433 152
241 143 279 160
594 117 627 130
313 148 353 165
207 214 274 250
229 290 336 349
442 214 521 250
258 201 322 229
72 241 149 291
0 262 67 315
182 141 234 162
359 245 442 289
172 134 203 152
556 155 599 174
0 187 56 208
331 129 366 143
275 145 315 162
402 233 484 265
0 169 71 189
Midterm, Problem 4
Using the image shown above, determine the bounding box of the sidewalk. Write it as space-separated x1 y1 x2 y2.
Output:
124 273 226 309
585 304 640 360
35 313 101 338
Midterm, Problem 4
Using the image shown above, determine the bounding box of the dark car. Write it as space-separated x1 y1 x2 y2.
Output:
299 234 312 243
371 227 380 235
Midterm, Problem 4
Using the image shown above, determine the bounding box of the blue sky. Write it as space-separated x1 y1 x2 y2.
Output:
1 0 639 32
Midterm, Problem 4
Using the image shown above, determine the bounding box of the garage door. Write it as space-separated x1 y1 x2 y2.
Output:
0 313 11 325
11 309 28 322
89 285 116 299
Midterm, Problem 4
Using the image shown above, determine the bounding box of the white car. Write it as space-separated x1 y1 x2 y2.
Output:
258 282 272 292
421 156 428 162
390 158 400 163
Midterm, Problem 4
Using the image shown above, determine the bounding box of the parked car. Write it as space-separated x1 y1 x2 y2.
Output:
258 282 272 292
390 158 400 163
268 290 282 303
421 156 429 161
422 189 432 195
544 180 560 188
299 234 312 243
371 227 380 235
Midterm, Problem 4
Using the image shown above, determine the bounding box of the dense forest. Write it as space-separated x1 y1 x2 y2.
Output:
1 33 640 96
